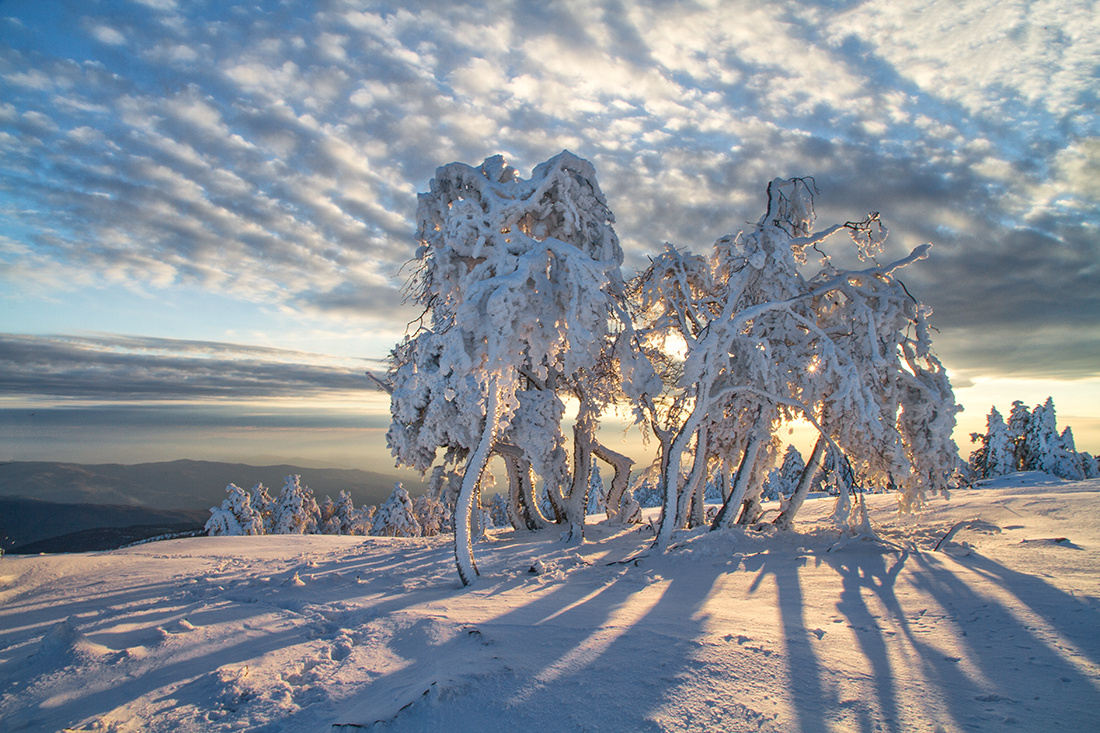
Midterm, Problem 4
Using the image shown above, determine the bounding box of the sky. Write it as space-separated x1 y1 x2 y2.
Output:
1 0 1098 473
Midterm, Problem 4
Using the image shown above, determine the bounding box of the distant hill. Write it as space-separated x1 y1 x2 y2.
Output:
0 496 208 552
0 459 427 514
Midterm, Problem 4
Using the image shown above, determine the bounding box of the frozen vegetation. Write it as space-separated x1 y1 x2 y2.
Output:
206 477 454 540
969 397 1100 481
376 152 960 584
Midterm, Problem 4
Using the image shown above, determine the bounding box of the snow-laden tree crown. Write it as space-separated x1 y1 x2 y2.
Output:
378 152 962 585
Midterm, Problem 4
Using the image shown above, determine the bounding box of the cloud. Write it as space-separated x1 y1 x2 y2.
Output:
0 0 1096 384
90 24 126 46
0 333 386 401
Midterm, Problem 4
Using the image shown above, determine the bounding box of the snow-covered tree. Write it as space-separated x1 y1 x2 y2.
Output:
1006 400 1031 471
372 483 422 538
1081 452 1100 480
763 445 806 500
206 483 264 536
969 406 1015 479
586 459 606 516
413 491 448 537
487 493 510 528
249 482 275 534
1023 397 1062 475
624 178 959 548
318 495 337 534
271 475 321 535
1054 427 1086 480
320 491 359 535
382 151 630 585
350 504 377 536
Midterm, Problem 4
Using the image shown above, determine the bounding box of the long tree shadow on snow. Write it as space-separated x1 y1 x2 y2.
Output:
344 529 738 731
766 539 1100 733
741 548 833 733
899 549 1100 730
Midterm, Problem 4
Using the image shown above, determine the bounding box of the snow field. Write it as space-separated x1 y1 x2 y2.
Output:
0 476 1098 732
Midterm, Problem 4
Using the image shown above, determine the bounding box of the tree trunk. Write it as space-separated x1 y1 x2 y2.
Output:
711 428 764 530
519 457 552 529
690 469 706 528
593 442 633 523
563 418 595 543
677 424 709 528
773 435 826 530
497 443 549 530
454 385 499 587
652 429 679 551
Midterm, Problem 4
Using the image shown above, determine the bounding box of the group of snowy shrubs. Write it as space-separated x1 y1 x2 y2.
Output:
205 475 450 538
206 463 624 540
969 397 1099 481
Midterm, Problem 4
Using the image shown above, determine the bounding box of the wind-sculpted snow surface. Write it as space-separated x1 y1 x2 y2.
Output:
1 479 1098 731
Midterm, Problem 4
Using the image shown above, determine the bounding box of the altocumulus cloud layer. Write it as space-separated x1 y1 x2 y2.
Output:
1 0 1097 393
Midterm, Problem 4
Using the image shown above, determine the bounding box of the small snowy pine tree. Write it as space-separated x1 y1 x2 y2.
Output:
1023 398 1062 475
321 491 358 535
487 493 510 528
206 484 264 536
774 445 806 499
1006 400 1031 471
318 496 338 534
371 483 422 538
351 504 376 535
586 460 607 516
272 475 321 535
249 483 275 534
1053 426 1086 480
969 406 1015 479
414 492 449 536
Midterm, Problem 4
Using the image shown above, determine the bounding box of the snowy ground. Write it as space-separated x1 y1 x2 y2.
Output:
1 473 1098 732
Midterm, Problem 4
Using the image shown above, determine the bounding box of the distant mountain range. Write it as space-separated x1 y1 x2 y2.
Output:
0 459 428 553
0 497 208 553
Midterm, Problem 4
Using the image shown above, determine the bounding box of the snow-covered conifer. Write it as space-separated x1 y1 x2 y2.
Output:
272 475 321 535
1081 452 1100 479
321 491 358 535
413 491 448 536
1006 400 1031 471
586 460 606 516
1053 426 1085 480
350 504 376 536
969 406 1014 479
205 483 264 536
487 493 510 528
1023 398 1062 475
764 445 806 500
371 483 422 538
249 483 275 534
318 496 338 534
